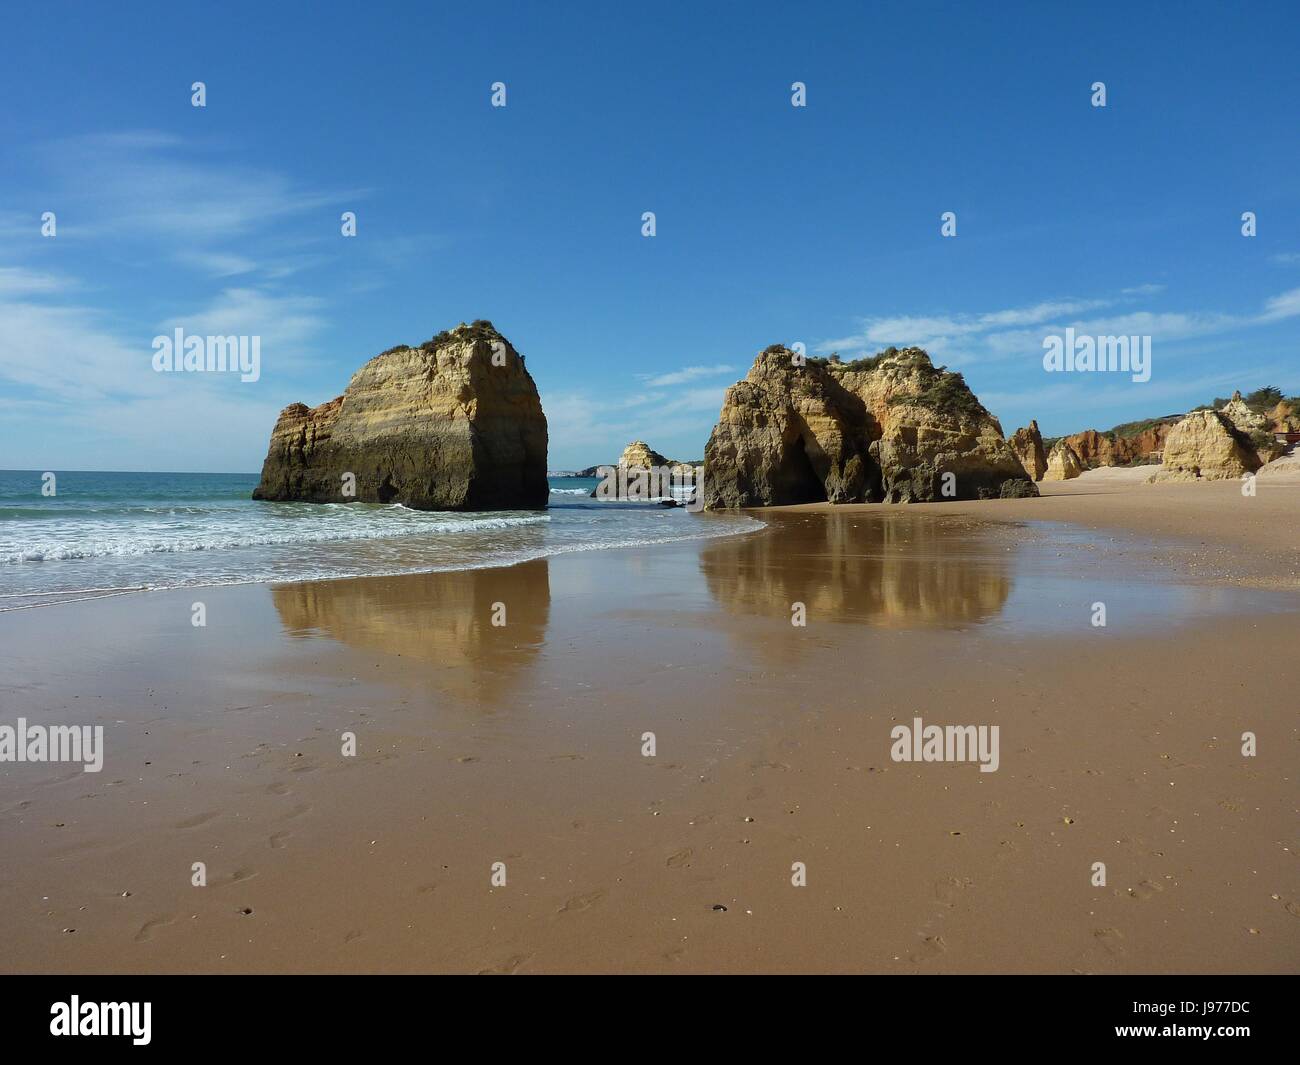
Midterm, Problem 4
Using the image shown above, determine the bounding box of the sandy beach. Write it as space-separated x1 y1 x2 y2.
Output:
1 470 1297 974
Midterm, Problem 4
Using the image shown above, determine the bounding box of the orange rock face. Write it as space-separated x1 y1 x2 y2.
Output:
1059 424 1171 468
1009 420 1047 481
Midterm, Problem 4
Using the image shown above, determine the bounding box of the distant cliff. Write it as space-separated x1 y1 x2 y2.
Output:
1039 386 1299 470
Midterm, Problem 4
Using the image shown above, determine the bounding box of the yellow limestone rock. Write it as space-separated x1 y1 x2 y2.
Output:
702 346 1036 506
1151 408 1261 482
252 321 547 510
1043 440 1084 481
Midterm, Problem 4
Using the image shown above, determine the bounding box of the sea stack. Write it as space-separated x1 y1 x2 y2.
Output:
618 441 669 469
252 321 548 510
1043 440 1084 481
1010 420 1047 481
702 346 1037 507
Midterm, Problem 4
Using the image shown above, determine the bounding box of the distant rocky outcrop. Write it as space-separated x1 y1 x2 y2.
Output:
702 346 1037 507
1043 440 1084 481
587 440 700 504
1010 420 1047 481
618 440 668 469
1053 387 1299 475
1152 409 1260 481
1150 390 1290 482
577 448 704 478
252 321 548 510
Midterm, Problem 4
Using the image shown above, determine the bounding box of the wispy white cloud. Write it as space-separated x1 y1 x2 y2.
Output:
0 282 327 406
37 131 360 244
820 285 1300 367
1258 286 1300 322
161 287 326 364
638 364 736 387
173 250 258 278
0 266 69 296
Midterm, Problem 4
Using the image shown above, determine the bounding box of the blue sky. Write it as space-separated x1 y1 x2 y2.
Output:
2 0 1298 472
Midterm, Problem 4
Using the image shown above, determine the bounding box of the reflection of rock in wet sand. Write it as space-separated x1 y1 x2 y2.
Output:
700 512 1012 630
271 559 550 705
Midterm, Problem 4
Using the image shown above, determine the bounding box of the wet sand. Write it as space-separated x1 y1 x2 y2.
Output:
1 474 1297 973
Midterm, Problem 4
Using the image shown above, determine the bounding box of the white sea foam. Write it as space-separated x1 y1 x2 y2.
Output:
2 514 552 563
0 473 764 609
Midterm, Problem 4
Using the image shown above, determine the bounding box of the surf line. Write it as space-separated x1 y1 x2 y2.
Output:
0 585 147 598
0 589 147 612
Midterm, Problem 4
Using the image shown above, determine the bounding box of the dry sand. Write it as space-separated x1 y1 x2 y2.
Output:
1 472 1296 973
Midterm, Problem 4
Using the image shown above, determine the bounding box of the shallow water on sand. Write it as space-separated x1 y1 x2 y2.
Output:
259 509 1298 695
694 510 1296 634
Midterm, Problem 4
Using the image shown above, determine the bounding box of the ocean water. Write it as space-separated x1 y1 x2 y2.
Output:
0 470 762 612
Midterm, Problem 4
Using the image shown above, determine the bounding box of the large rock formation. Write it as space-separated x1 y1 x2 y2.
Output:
253 321 548 510
1150 391 1290 482
1043 440 1084 481
1010 420 1047 481
1152 409 1262 482
702 346 1036 507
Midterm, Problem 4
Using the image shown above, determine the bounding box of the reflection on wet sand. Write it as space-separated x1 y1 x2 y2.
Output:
270 558 550 705
700 510 1014 630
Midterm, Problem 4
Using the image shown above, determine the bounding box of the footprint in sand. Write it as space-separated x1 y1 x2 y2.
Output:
344 930 364 943
265 782 292 796
476 953 532 975
173 811 220 830
1093 927 1127 956
416 882 439 895
134 916 176 942
557 890 605 914
908 935 947 963
1281 899 1300 918
276 803 313 823
1126 880 1165 901
666 847 694 869
268 831 291 850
